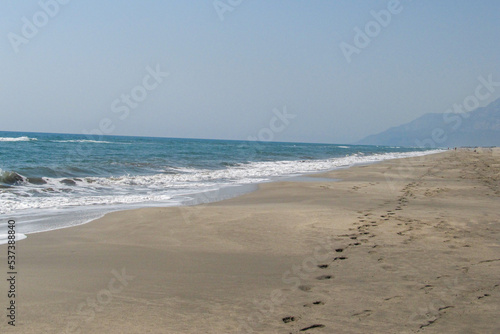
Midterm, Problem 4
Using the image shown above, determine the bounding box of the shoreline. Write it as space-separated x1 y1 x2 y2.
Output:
1 149 498 333
0 149 443 244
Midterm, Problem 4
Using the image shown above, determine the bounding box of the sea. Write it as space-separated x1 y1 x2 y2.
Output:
0 131 442 244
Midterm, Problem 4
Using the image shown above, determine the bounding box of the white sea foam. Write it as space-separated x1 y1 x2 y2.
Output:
0 136 37 142
51 139 128 144
0 192 175 214
0 150 443 215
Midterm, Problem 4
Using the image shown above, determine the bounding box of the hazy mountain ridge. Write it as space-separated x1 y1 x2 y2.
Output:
356 98 500 147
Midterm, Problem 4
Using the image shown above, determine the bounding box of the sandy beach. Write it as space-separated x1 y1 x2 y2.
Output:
1 149 499 333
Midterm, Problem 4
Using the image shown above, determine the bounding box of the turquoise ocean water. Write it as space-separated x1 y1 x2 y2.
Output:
0 131 440 242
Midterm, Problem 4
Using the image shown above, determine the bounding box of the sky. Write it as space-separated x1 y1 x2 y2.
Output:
1 0 499 144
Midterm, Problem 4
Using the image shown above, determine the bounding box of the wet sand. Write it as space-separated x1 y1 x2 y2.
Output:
1 148 499 333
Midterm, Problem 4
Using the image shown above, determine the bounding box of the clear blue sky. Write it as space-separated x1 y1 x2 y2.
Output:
1 0 499 144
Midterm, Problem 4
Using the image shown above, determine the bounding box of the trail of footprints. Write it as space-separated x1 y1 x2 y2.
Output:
281 210 396 332
281 246 349 332
285 158 500 332
281 180 422 332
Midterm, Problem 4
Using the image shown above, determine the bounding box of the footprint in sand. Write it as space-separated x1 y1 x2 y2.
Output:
384 295 401 301
316 275 332 280
303 301 325 307
420 284 433 292
298 285 312 292
477 294 490 299
300 324 326 331
352 309 372 317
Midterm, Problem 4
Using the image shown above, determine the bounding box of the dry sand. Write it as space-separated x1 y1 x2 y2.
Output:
1 149 499 333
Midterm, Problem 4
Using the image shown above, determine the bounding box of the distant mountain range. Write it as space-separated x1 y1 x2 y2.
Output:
356 98 500 147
